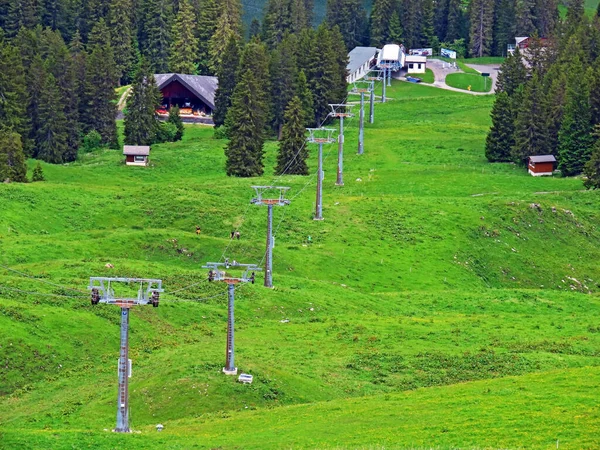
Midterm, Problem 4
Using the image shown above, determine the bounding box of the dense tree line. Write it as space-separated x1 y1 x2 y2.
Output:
485 6 600 185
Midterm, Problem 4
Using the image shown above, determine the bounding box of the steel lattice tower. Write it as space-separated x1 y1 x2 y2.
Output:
88 277 163 433
203 262 261 374
250 186 290 288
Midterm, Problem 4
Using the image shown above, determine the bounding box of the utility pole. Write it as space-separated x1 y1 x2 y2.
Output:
89 277 163 433
250 186 290 288
306 127 336 220
328 104 355 186
351 81 374 156
365 71 384 123
203 262 261 375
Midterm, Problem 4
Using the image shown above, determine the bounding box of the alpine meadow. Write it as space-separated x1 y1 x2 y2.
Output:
2 0 600 449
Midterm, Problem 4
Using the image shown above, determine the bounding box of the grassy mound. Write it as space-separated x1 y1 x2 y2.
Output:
445 72 493 92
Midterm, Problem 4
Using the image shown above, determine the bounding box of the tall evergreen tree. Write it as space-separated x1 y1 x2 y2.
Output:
558 58 594 176
326 0 367 50
485 92 515 162
5 0 40 38
276 96 308 175
213 35 240 128
0 128 27 182
469 0 494 57
262 0 293 47
238 39 271 132
369 0 394 47
208 5 242 73
167 105 184 140
512 73 549 164
169 0 198 73
225 70 266 177
109 0 136 84
37 72 68 163
445 0 465 42
583 127 600 189
590 61 600 127
270 33 298 138
492 0 516 56
534 0 557 37
84 19 119 148
196 0 219 74
496 47 527 96
295 69 314 127
124 59 161 145
544 66 567 155
515 0 535 36
388 11 403 44
139 0 172 72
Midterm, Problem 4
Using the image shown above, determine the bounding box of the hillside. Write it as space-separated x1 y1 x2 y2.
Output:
1 81 600 448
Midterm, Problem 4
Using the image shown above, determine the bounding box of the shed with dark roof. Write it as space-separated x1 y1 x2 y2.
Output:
528 155 556 176
123 145 150 166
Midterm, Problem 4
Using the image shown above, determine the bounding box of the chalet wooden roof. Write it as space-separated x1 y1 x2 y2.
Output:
529 155 556 163
123 145 150 156
154 73 218 110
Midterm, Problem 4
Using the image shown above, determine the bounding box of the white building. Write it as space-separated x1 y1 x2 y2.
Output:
405 55 427 74
377 44 406 71
346 47 379 83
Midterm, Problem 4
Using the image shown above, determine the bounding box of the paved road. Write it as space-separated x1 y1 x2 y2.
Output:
408 59 498 95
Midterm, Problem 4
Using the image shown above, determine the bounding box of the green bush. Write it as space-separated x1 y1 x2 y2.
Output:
155 122 178 143
81 130 102 152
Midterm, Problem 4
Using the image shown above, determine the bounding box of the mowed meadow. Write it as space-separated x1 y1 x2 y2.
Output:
1 81 600 449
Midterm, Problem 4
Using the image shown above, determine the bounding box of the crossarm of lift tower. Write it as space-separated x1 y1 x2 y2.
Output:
202 262 262 284
328 103 355 118
88 277 164 306
250 185 291 206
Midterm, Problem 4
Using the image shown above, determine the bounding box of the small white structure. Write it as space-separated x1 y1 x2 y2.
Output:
405 55 427 74
377 44 406 71
123 145 150 166
238 373 253 384
347 47 379 83
156 424 164 432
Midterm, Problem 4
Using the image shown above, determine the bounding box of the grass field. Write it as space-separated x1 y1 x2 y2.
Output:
2 81 600 449
445 72 493 92
420 68 435 83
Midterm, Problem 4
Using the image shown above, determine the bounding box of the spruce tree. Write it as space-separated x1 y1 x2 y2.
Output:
388 11 403 44
445 0 465 42
589 60 600 127
469 0 494 57
108 0 136 84
512 73 549 164
558 58 594 176
124 59 162 145
515 0 535 36
208 8 241 73
270 34 298 138
169 0 198 73
485 92 514 162
139 0 172 72
238 39 271 133
583 127 600 189
84 19 119 148
26 54 46 157
31 161 45 181
213 35 240 128
492 0 516 56
296 69 314 127
0 128 27 182
545 67 567 156
276 96 308 175
496 47 527 96
37 73 68 163
196 0 219 74
168 105 184 140
326 0 367 49
249 19 261 38
262 0 293 48
369 0 394 47
225 70 266 177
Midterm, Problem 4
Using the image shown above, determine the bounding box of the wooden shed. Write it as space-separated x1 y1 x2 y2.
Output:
123 145 150 166
528 155 556 176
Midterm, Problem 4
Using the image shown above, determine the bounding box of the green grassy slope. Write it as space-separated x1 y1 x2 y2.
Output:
1 82 600 448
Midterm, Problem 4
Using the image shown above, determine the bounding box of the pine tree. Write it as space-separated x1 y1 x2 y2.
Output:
270 34 298 138
139 0 172 72
589 60 600 127
276 97 308 175
249 19 261 38
124 59 162 145
558 58 594 176
512 73 549 164
109 0 136 84
84 19 119 148
418 0 436 47
565 0 585 33
238 39 271 132
326 0 367 49
469 0 494 57
485 92 514 162
583 127 600 189
545 66 567 155
296 69 314 127
369 0 394 47
26 54 46 157
196 0 219 74
496 47 527 96
169 0 198 73
213 35 240 128
445 0 465 42
0 128 27 182
37 73 68 163
388 11 403 44
168 105 184 140
225 70 266 177
434 0 449 42
5 0 40 38
69 30 88 135
208 7 242 73
31 161 45 181
534 0 558 38
515 0 535 36
262 0 293 48
492 0 516 56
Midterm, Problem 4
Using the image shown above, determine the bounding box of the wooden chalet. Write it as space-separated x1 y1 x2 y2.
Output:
528 155 556 176
154 73 218 124
123 145 150 166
